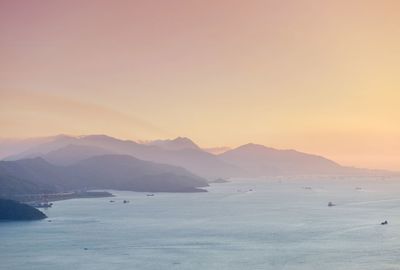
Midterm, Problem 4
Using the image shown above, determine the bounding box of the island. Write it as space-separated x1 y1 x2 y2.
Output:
0 199 47 221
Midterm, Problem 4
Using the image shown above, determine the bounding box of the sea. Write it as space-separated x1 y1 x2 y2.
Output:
1 176 400 270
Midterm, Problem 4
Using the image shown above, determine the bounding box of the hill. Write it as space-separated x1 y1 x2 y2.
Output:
68 154 208 192
0 199 47 221
219 143 353 176
146 137 201 151
42 144 114 165
0 155 208 196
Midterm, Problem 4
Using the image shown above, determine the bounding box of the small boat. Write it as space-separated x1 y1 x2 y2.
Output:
123 200 130 203
146 194 154 197
109 200 115 203
328 202 335 207
381 220 388 225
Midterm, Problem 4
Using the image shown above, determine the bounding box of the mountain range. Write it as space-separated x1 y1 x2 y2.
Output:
0 134 390 198
3 135 243 179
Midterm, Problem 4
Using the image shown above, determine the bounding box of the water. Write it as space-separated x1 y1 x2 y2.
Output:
1 176 400 270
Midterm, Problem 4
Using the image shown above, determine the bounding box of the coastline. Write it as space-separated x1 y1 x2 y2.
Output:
5 191 115 203
2 187 208 204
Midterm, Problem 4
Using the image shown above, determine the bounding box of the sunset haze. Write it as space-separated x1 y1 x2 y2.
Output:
1 0 399 170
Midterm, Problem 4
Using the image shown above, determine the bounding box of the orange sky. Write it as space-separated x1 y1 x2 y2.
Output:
1 0 400 170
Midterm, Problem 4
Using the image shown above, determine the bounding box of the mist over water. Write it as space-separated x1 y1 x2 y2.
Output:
1 177 400 270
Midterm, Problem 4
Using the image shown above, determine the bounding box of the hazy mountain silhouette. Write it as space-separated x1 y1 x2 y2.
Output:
76 135 242 178
219 143 353 176
0 174 47 196
68 155 207 192
4 135 79 161
2 134 387 178
0 135 72 160
0 155 208 196
146 137 201 151
0 157 71 193
4 135 242 178
43 144 114 166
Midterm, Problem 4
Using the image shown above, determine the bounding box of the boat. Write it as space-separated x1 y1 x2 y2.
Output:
381 220 388 225
123 200 130 203
328 202 335 207
146 194 154 197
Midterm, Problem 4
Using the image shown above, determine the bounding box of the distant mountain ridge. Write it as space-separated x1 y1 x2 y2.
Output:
43 144 114 166
3 135 242 178
1 134 389 180
0 155 208 197
146 137 201 151
219 143 346 176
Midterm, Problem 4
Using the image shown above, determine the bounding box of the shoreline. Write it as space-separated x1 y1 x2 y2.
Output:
5 191 115 203
3 188 208 204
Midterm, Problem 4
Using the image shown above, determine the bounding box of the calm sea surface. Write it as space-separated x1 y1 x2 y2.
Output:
1 177 400 270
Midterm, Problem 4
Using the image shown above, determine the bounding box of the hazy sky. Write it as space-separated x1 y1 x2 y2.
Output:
1 0 399 170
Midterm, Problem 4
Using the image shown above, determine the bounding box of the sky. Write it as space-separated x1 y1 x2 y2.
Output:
1 0 400 170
